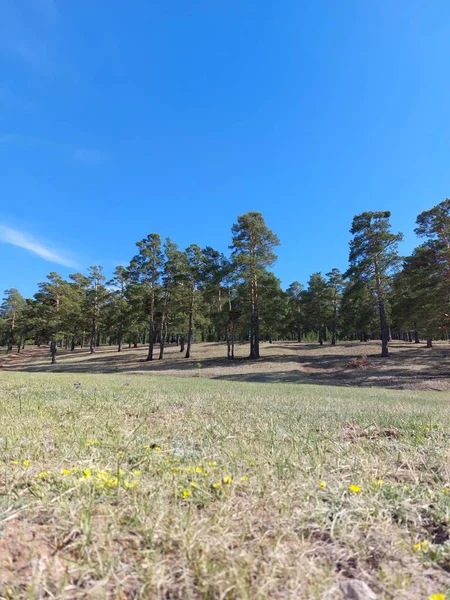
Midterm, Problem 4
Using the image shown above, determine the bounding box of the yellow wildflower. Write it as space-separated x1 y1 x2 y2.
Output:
413 541 429 551
124 480 138 489
187 466 194 473
36 472 49 479
11 460 19 465
118 468 125 475
132 469 141 477
117 451 124 457
155 446 162 452
105 476 119 488
348 484 361 494
319 481 326 489
83 469 92 479
429 594 445 600
375 479 384 486
195 467 203 474
240 476 249 482
190 481 199 488
61 468 72 476
212 482 221 489
86 440 98 447
222 475 233 484
22 460 30 467
182 489 192 498
208 461 217 467
442 488 450 494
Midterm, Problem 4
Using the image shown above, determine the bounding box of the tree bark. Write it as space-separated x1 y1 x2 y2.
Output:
414 330 420 343
185 280 195 358
374 258 389 357
90 313 96 353
318 327 324 345
426 337 433 348
146 284 156 361
50 340 57 364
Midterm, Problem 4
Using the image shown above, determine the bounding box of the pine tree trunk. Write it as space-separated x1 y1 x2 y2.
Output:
90 314 96 354
331 327 336 346
318 327 324 345
50 340 57 364
147 287 155 361
408 331 413 343
249 277 260 358
159 320 167 360
426 337 433 348
374 258 389 357
185 280 195 358
180 337 185 353
414 330 420 343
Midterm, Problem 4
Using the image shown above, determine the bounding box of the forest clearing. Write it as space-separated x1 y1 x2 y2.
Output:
2 340 450 391
0 366 449 598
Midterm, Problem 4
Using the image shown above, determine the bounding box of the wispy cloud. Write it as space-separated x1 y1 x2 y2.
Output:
0 225 79 268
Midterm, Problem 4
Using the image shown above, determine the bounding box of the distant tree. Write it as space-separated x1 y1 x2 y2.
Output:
129 234 164 360
326 268 344 345
201 247 230 342
230 212 280 358
158 239 183 360
182 244 203 358
258 272 288 342
392 243 447 347
414 198 450 344
87 266 106 354
286 282 304 342
1 288 25 352
346 211 403 357
303 273 332 345
107 266 130 352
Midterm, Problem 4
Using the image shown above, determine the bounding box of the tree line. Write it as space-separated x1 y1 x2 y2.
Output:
1 202 449 363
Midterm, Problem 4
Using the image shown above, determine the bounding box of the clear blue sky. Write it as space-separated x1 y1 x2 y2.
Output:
1 0 449 297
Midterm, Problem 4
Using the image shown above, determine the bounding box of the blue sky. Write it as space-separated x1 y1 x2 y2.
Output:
1 0 450 297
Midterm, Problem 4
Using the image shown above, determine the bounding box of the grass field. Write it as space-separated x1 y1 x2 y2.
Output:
1 370 450 598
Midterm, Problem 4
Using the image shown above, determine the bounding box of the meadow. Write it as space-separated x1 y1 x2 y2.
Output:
1 343 450 598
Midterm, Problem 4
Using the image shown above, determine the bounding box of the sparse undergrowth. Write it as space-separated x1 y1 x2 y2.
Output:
0 373 450 599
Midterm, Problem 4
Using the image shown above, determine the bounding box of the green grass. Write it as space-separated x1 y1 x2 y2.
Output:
0 372 449 599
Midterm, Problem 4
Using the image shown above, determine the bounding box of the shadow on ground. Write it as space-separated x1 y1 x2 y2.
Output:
2 341 450 390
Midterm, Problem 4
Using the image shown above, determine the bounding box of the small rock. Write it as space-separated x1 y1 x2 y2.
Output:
339 580 377 600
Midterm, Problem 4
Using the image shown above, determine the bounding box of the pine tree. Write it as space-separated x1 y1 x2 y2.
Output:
107 266 130 352
286 282 304 342
303 273 332 345
1 289 25 352
346 211 402 357
182 244 203 359
129 234 164 360
230 212 280 359
326 268 344 345
87 266 106 354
